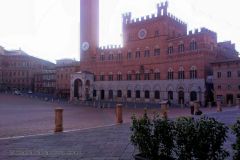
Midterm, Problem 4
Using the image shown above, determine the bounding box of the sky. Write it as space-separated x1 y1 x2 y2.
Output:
0 0 239 63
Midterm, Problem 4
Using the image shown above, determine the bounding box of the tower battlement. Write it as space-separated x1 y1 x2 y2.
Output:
122 12 132 24
188 27 217 37
122 1 186 27
98 45 123 51
157 1 168 16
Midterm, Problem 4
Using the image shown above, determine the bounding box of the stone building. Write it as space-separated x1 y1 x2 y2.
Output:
34 67 56 94
212 59 240 106
0 47 54 92
70 0 239 106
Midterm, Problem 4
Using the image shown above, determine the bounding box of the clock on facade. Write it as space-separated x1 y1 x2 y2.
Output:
82 42 90 51
138 29 147 39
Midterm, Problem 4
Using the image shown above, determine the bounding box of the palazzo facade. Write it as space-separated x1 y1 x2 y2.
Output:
70 0 239 106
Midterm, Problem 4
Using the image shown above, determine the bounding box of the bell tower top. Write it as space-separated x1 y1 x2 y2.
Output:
80 0 99 62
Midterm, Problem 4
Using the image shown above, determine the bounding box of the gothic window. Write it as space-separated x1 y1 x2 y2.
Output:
100 74 105 81
178 67 185 80
178 42 185 53
154 48 160 56
117 72 122 81
145 91 150 99
190 66 197 79
127 52 132 60
117 53 122 61
127 72 132 80
108 73 113 81
135 72 141 80
144 72 150 80
93 90 97 97
108 54 114 60
144 50 150 57
135 51 141 58
168 45 174 54
227 71 232 78
136 90 141 98
154 72 160 80
167 68 174 80
100 54 105 61
190 39 197 50
217 72 221 78
117 90 122 98
154 91 160 99
127 90 132 98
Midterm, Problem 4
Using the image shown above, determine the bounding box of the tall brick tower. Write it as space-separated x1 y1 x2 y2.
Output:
80 0 99 62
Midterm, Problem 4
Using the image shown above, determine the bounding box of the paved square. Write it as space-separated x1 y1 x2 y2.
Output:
0 94 239 159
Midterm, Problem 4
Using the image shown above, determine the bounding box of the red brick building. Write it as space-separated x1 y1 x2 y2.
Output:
71 0 239 106
212 59 240 106
34 67 56 94
56 59 80 99
0 48 54 92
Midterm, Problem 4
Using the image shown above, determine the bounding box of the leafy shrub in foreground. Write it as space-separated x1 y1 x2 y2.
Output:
232 119 240 160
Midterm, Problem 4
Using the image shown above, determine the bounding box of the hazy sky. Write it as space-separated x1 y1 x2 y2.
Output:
0 0 239 62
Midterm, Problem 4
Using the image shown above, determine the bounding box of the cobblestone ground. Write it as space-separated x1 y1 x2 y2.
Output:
0 94 239 159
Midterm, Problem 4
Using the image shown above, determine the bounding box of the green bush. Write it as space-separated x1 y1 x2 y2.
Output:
172 117 229 160
131 114 229 160
131 112 157 159
232 119 240 160
174 117 196 160
130 113 175 160
194 117 229 160
154 117 175 160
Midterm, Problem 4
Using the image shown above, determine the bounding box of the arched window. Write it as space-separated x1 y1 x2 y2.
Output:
108 53 114 60
145 90 150 99
135 50 141 58
108 72 113 81
154 69 160 80
168 91 173 100
154 45 161 56
127 50 132 60
117 51 122 61
190 39 197 50
144 47 150 57
100 53 105 61
178 41 185 53
109 90 113 99
178 67 185 79
168 43 174 54
190 91 197 101
168 68 174 80
100 73 105 81
135 71 141 80
93 90 97 97
190 66 197 79
154 91 160 99
136 90 141 98
144 71 150 80
117 90 122 98
127 71 132 80
127 90 132 98
117 72 122 81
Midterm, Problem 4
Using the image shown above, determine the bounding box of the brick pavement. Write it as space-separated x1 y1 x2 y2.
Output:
0 94 239 159
1 93 235 139
0 109 239 160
